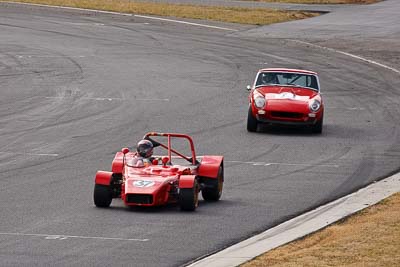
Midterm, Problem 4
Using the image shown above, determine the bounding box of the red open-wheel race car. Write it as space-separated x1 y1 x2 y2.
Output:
93 132 224 211
247 68 324 133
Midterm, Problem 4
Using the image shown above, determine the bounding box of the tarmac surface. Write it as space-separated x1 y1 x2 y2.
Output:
0 1 399 266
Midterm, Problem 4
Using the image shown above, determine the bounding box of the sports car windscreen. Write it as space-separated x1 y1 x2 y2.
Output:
255 72 319 90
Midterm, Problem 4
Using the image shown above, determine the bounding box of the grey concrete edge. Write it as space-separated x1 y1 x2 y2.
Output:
186 173 400 267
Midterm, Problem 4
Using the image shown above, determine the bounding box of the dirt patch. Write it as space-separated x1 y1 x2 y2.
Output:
242 192 400 267
1 0 319 25
241 0 382 4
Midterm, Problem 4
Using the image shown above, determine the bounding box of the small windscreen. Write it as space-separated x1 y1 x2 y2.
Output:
256 72 319 90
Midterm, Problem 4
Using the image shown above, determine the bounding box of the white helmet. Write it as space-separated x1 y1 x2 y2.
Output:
136 140 153 158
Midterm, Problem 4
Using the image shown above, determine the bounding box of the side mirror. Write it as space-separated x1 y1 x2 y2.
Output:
246 85 251 91
121 147 130 154
162 157 169 167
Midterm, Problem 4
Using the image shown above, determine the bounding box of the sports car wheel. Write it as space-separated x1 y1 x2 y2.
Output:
94 184 112 207
312 116 323 134
179 180 199 211
247 107 258 132
202 165 223 201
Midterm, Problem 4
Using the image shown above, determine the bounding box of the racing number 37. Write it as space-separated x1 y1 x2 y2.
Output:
133 180 155 188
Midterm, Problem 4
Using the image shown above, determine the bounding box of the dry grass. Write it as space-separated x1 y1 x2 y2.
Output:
241 0 381 4
242 192 400 267
1 0 319 25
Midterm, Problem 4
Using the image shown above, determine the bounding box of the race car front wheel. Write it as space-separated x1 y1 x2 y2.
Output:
94 184 112 207
179 180 199 211
247 107 258 132
312 116 323 134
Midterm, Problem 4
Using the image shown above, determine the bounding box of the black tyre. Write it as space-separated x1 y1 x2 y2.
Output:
179 180 199 211
312 116 323 134
247 107 258 132
94 184 112 207
110 173 122 198
202 165 223 201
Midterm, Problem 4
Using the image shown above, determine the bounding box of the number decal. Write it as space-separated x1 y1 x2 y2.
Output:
279 92 295 99
133 180 155 188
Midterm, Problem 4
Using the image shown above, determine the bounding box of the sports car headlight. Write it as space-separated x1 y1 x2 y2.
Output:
309 99 321 112
254 97 266 108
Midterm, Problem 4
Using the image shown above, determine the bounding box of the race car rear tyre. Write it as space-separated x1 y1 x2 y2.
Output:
312 116 323 134
247 107 258 132
179 180 199 211
94 184 112 207
201 165 223 201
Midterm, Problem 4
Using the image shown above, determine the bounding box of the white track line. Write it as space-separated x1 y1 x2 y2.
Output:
0 152 59 157
327 107 365 111
291 40 400 75
134 98 170 101
2 2 237 31
17 55 86 58
0 232 149 242
226 160 339 168
134 14 237 31
45 96 169 101
2 2 134 16
45 96 122 101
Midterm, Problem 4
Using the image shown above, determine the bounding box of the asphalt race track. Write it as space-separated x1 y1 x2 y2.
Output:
1 2 400 266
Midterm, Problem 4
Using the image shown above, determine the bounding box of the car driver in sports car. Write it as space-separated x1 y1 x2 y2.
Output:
130 139 156 167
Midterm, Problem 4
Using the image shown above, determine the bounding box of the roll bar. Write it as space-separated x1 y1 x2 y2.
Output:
143 132 198 165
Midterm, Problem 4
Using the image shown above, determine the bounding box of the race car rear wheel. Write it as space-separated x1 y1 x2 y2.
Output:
179 180 199 211
94 184 112 207
201 165 223 201
247 106 258 132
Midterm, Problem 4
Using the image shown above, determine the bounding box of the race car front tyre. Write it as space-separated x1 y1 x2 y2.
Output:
179 180 199 211
247 107 258 132
201 165 223 201
312 116 323 134
94 184 112 207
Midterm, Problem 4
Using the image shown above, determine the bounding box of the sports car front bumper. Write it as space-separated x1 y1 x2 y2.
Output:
256 114 318 126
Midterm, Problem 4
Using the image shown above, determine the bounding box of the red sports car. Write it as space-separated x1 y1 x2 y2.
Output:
94 132 224 211
247 68 324 133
